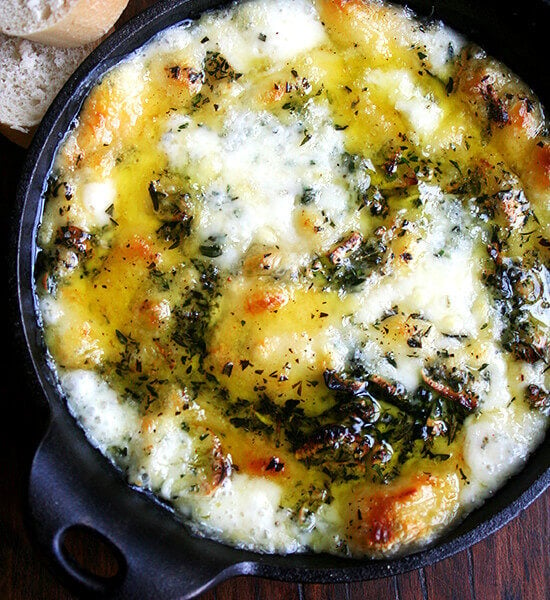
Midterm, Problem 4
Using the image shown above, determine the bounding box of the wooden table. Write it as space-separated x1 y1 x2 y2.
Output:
1 1 548 598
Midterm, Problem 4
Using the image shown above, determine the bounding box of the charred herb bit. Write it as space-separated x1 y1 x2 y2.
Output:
172 306 208 357
148 179 191 216
45 174 74 201
385 352 397 368
421 448 451 462
300 187 317 205
113 330 141 377
55 225 94 260
148 265 172 291
227 398 276 436
481 82 509 128
148 179 194 249
367 374 407 404
310 234 388 292
170 260 220 359
294 424 374 462
186 68 205 85
495 188 530 229
300 132 312 146
362 187 390 217
210 433 233 492
525 384 550 415
318 366 475 479
168 65 181 79
265 456 285 472
199 242 223 258
115 329 128 345
191 92 210 109
157 217 193 250
148 179 168 211
328 232 364 265
449 159 462 175
473 186 530 229
421 365 478 411
167 65 205 87
222 361 234 377
324 369 369 397
225 394 310 446
407 336 422 349
484 247 549 364
107 445 129 465
281 100 302 114
204 51 242 83
192 258 219 292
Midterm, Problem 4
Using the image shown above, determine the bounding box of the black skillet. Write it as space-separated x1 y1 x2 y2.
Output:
14 0 550 598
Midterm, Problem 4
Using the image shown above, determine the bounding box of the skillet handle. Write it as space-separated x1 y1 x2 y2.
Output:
27 417 249 599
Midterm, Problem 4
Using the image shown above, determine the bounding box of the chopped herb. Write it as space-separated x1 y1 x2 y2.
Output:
199 243 223 258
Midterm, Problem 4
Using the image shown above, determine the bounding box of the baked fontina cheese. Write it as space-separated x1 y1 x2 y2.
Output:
36 0 550 557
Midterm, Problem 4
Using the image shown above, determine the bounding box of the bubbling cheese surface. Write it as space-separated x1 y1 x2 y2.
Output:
36 0 550 557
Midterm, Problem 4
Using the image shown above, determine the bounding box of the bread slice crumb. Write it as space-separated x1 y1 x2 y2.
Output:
0 32 95 134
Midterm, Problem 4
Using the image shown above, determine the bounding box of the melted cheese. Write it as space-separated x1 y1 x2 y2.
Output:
35 0 549 558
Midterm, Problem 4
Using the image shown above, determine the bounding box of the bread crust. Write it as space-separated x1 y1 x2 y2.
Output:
2 0 129 48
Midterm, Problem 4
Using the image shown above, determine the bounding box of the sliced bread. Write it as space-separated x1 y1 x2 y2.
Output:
0 32 96 142
0 0 129 48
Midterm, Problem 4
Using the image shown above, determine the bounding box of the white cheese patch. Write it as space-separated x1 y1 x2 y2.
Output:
61 369 139 452
189 473 302 552
404 183 480 335
404 246 478 335
476 346 511 411
358 338 424 391
353 187 479 337
80 180 117 228
161 103 350 268
130 422 195 494
38 296 64 326
417 23 465 79
366 69 442 137
197 0 326 73
148 23 206 68
461 407 547 506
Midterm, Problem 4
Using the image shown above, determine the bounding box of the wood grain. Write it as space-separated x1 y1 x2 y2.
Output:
0 2 548 599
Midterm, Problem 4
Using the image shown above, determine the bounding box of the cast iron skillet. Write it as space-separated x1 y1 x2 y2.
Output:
14 0 550 598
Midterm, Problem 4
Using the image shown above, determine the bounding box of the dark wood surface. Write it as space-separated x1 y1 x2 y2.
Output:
1 1 548 598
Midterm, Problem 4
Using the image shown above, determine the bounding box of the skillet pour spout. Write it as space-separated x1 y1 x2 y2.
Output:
15 0 550 597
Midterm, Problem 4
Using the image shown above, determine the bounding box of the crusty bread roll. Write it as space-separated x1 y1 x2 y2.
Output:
0 33 96 141
0 0 129 48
